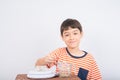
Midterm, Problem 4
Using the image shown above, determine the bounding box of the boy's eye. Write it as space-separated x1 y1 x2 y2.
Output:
74 33 78 35
65 34 69 37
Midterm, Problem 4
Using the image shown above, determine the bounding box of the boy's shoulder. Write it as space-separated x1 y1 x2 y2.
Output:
54 47 66 51
50 47 66 54
83 51 96 60
82 50 92 55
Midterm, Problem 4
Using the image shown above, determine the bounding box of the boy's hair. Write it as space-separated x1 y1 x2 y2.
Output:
60 18 83 36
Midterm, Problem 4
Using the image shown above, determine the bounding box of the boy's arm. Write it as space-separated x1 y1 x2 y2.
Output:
35 57 47 66
35 55 56 67
88 55 102 80
35 48 60 67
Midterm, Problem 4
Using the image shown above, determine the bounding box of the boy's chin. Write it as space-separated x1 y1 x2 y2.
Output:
67 46 78 49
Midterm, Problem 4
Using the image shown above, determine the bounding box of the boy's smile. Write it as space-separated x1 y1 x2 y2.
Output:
62 27 83 49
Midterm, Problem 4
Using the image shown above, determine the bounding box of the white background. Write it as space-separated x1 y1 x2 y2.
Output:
0 0 120 80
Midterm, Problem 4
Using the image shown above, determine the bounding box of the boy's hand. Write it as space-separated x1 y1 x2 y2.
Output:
44 56 56 65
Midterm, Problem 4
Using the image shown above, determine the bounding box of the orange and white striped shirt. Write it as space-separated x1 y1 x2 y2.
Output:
45 47 102 80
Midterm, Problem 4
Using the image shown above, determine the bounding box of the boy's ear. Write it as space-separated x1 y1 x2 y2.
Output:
61 35 64 41
61 34 65 41
81 32 83 37
79 32 83 39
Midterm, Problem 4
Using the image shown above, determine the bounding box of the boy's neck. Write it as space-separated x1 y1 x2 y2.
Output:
67 47 82 55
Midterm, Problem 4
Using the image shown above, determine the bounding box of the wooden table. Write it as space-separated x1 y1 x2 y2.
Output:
15 74 80 80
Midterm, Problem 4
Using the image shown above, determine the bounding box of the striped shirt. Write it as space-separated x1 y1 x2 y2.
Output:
45 47 102 80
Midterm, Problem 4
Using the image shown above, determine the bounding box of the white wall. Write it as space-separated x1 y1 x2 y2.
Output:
0 0 120 80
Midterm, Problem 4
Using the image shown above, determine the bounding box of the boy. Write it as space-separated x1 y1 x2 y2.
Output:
35 18 102 80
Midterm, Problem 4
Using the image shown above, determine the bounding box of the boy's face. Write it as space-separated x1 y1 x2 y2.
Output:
62 27 83 49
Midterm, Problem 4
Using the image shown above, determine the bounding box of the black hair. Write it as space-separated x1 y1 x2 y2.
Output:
60 18 83 36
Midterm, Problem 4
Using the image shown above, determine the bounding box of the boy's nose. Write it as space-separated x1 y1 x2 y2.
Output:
69 35 74 40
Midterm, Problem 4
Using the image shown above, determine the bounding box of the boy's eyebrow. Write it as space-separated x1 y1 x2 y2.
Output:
63 32 69 34
73 30 79 32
